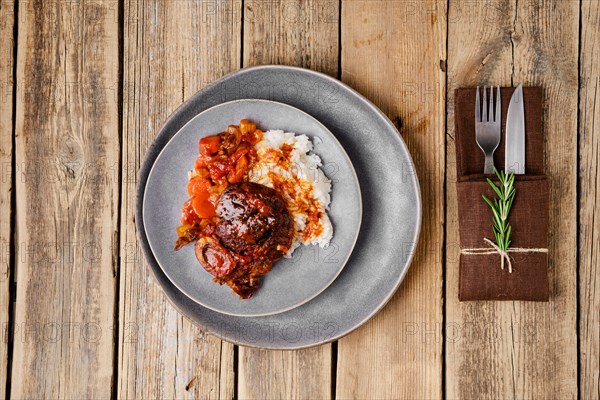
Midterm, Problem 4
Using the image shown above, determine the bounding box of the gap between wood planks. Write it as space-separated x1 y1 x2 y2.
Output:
111 0 126 399
575 0 582 396
441 0 450 397
5 0 19 398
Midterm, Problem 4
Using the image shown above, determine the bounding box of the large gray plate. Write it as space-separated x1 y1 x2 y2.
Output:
137 65 422 349
144 99 362 317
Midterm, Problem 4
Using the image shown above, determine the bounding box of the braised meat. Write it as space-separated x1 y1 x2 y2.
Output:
176 120 296 299
195 182 293 298
216 182 292 256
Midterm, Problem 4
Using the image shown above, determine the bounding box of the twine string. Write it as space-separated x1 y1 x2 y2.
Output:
461 238 549 273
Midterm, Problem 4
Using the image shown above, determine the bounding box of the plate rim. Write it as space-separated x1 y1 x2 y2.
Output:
135 65 423 349
143 98 363 317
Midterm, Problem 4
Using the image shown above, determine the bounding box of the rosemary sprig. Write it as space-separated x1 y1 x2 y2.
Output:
482 167 516 252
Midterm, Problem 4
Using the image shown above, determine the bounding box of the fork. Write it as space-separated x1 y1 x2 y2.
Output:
475 86 501 174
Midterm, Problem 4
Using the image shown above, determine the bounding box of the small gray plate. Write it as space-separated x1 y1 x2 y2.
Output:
143 100 362 317
136 65 422 349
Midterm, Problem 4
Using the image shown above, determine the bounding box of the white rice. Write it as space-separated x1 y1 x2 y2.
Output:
248 130 333 256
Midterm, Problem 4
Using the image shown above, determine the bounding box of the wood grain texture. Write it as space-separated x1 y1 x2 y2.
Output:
118 0 240 398
336 1 446 398
239 347 332 399
238 1 338 398
579 1 600 398
0 0 14 397
10 0 119 397
446 0 578 398
243 0 339 77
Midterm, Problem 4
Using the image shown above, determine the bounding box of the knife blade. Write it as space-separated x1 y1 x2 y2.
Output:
505 83 525 174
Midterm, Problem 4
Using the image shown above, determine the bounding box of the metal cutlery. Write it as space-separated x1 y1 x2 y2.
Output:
505 83 525 174
475 85 501 174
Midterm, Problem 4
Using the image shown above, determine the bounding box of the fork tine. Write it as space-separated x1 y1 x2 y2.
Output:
475 86 480 122
482 85 488 122
495 85 501 123
489 86 494 121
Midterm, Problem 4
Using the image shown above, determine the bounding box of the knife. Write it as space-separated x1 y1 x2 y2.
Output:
505 83 525 174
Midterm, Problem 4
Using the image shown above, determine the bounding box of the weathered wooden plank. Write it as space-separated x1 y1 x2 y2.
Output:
243 0 339 76
118 1 240 398
239 347 332 399
446 1 579 398
579 1 600 398
238 1 338 398
0 0 14 397
10 0 119 397
336 1 446 398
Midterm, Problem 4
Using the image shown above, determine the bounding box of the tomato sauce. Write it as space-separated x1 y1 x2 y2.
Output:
175 119 263 250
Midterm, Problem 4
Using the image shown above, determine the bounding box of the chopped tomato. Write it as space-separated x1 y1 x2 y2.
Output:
192 192 217 218
230 145 249 163
196 167 210 178
195 154 214 169
177 118 263 253
199 135 221 156
187 176 212 196
181 198 199 225
208 160 231 181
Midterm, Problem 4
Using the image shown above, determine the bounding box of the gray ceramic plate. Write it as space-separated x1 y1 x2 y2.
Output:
137 65 422 349
144 99 362 317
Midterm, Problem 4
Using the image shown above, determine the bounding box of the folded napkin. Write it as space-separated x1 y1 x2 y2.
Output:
454 87 549 301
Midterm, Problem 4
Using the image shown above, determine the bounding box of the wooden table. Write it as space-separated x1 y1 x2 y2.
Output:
0 0 597 398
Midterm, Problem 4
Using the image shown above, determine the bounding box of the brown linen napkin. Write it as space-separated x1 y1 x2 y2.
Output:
454 87 549 301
